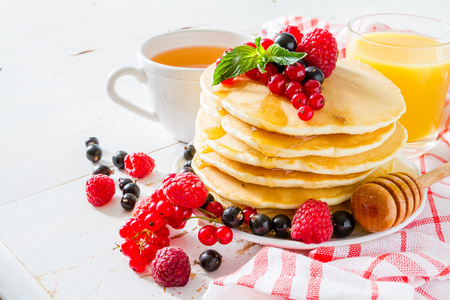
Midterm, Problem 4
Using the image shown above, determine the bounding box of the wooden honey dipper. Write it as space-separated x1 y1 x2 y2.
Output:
351 162 450 232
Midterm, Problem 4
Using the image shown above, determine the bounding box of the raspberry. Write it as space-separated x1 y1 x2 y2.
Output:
297 28 338 78
162 172 208 208
124 152 155 179
85 174 115 206
278 25 303 44
150 246 191 287
291 199 333 244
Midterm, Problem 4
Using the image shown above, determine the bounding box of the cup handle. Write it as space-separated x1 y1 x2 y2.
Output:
106 66 159 122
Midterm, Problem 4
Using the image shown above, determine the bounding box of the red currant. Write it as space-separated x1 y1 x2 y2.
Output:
216 226 233 244
245 68 259 81
130 218 147 234
284 63 306 82
119 225 133 239
170 220 187 230
154 225 170 237
257 63 278 85
156 200 174 217
303 79 321 96
141 242 158 261
260 38 274 50
129 255 148 272
166 205 192 228
136 209 150 221
144 212 163 232
150 234 170 249
198 225 217 246
243 207 257 225
268 74 287 95
223 48 233 56
285 81 303 100
309 93 325 110
221 78 235 85
298 105 314 121
121 239 140 258
215 56 222 66
291 93 308 109
206 201 224 218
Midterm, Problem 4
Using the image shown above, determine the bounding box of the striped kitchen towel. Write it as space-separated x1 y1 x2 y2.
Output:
203 16 450 300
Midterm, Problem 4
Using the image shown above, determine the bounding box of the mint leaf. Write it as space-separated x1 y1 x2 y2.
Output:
212 37 306 86
213 45 259 85
266 44 306 65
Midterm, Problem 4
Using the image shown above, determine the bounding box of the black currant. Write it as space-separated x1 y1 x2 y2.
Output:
199 249 222 272
331 210 356 238
273 62 286 73
183 144 196 161
121 193 137 211
92 164 114 176
304 66 324 84
271 214 291 238
112 150 128 169
250 214 272 236
85 137 99 147
183 160 192 168
179 166 195 174
221 206 244 228
200 193 215 210
297 58 308 68
86 144 102 162
122 182 140 198
118 178 134 190
274 32 297 52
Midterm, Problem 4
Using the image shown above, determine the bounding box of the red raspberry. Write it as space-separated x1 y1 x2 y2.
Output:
124 152 155 179
150 246 191 287
297 28 338 77
291 199 333 243
278 25 303 44
162 172 208 208
85 174 115 206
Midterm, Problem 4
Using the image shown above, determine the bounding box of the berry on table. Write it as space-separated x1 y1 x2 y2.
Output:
221 206 244 228
291 199 333 244
129 255 148 273
162 172 208 208
86 144 102 163
249 214 272 236
124 152 155 179
242 207 257 225
298 105 314 121
150 247 191 287
205 201 224 219
85 174 115 206
198 249 222 272
85 137 99 147
297 28 337 78
331 210 356 238
92 164 113 176
144 212 164 232
200 193 215 210
216 226 233 245
112 150 128 169
271 214 291 239
118 178 134 190
122 182 140 198
198 225 217 246
121 193 138 211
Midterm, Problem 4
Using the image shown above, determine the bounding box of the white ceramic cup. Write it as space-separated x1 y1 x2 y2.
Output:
106 29 251 143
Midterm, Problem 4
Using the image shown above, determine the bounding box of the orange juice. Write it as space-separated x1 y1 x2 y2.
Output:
150 46 227 68
347 32 450 142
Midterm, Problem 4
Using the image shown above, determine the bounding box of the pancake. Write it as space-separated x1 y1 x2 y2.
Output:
195 130 383 188
196 108 407 175
200 91 397 158
191 154 394 209
200 59 405 136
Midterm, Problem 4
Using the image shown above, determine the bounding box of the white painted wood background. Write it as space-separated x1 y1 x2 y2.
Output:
1 0 449 299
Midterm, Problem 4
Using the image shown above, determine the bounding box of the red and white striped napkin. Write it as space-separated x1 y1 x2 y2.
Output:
203 16 450 300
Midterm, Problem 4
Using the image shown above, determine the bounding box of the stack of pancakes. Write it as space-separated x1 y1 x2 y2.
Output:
192 59 407 217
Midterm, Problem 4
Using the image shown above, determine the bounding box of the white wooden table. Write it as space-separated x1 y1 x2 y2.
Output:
1 1 449 299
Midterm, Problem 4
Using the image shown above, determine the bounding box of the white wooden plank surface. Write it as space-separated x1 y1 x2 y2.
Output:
1 0 449 299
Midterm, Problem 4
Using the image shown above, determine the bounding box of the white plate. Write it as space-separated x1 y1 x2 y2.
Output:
172 153 425 250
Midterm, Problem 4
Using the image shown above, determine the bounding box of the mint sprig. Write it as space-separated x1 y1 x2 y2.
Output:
213 37 306 86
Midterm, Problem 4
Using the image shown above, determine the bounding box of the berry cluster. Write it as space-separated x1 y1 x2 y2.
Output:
117 172 208 273
217 26 338 121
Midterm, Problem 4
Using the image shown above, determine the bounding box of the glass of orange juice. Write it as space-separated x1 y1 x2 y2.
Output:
347 13 450 157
